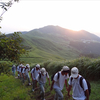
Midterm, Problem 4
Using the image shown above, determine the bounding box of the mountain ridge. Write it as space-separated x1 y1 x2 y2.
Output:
24 25 100 42
6 25 100 63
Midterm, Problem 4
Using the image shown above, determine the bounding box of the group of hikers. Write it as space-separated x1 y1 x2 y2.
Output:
12 64 89 100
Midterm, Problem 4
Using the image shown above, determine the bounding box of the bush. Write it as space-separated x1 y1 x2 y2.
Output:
41 57 100 80
0 61 12 75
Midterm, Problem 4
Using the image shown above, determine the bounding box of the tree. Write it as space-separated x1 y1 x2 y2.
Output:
0 0 19 19
0 32 27 62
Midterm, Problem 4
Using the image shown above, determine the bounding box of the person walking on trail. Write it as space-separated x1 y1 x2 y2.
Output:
21 65 26 84
17 64 20 78
19 64 23 80
12 65 16 76
50 66 70 100
36 68 50 100
67 67 89 100
24 64 31 86
31 64 40 92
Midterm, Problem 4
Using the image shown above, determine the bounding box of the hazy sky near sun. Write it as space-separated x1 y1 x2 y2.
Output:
0 0 100 37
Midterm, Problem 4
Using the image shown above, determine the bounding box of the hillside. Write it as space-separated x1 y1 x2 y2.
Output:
28 25 100 41
21 34 79 63
7 25 100 63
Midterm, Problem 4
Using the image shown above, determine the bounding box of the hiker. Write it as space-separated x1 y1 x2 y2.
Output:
17 64 20 78
67 67 89 100
50 66 70 100
19 64 23 80
36 68 50 100
19 64 22 80
12 65 16 76
21 64 26 84
31 64 40 91
24 64 31 85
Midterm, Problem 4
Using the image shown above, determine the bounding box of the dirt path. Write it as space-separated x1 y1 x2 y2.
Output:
32 87 54 100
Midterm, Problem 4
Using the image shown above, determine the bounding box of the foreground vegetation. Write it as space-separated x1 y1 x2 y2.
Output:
0 73 100 100
0 57 100 100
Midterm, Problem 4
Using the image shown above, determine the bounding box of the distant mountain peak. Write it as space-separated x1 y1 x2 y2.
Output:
27 25 100 41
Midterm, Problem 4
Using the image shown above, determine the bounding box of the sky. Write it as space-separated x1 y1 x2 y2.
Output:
0 0 100 37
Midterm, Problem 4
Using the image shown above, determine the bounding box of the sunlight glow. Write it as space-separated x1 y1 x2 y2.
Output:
0 1 100 37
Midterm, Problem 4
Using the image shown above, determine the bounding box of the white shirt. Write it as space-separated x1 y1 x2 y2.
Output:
19 67 22 73
68 75 88 100
53 71 69 90
22 67 26 74
36 72 49 84
31 67 40 80
17 66 19 71
25 68 30 75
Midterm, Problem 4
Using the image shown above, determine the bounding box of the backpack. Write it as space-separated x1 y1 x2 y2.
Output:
51 72 60 81
21 67 25 73
71 76 91 95
32 68 35 73
32 67 40 73
39 72 47 79
21 67 23 72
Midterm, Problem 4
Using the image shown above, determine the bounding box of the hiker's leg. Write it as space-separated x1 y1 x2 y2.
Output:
14 70 15 76
27 74 31 83
33 80 35 89
54 88 63 100
18 72 20 78
22 74 25 84
39 83 45 100
54 93 57 100
33 80 36 89
20 73 22 80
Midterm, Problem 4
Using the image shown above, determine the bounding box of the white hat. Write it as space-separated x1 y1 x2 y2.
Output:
13 65 15 67
61 66 69 71
40 68 46 75
19 64 23 67
36 64 40 68
71 67 79 78
26 64 30 68
22 64 24 67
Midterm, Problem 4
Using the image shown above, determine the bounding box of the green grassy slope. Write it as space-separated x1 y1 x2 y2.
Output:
20 33 79 63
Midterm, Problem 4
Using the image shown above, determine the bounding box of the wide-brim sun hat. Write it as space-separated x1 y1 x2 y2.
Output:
40 68 46 75
71 67 79 78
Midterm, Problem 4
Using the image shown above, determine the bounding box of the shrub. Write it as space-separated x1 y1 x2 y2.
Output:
42 57 100 80
0 61 12 75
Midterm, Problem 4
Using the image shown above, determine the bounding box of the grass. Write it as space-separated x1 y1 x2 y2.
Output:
20 33 79 64
0 73 100 100
1 57 100 100
89 81 100 100
0 73 32 100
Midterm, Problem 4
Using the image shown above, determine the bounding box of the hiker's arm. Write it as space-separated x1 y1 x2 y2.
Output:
85 89 89 100
47 78 51 86
67 85 72 97
65 79 68 91
50 80 55 91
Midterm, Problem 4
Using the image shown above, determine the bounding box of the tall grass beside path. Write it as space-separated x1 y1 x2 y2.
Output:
41 57 100 80
0 73 32 100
